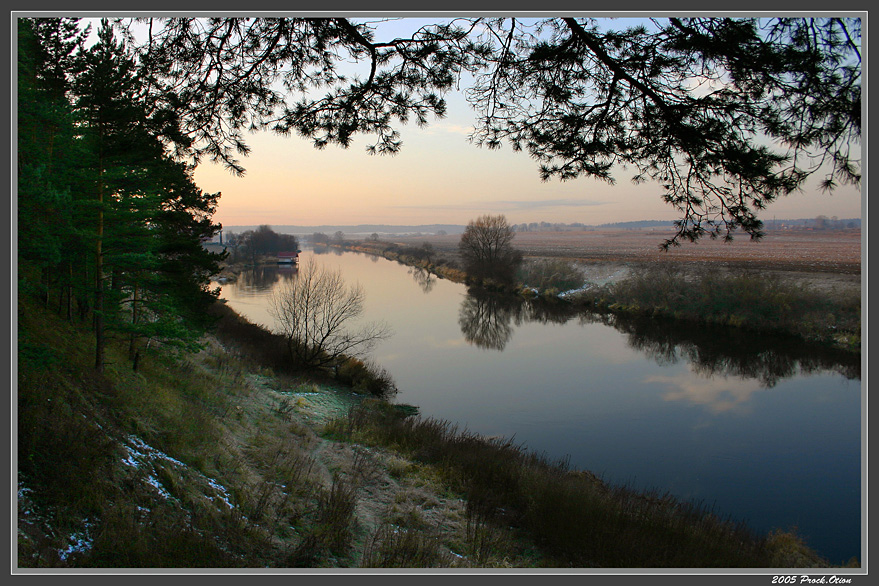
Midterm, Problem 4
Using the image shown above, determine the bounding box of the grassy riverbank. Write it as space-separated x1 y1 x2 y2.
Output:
331 239 861 352
579 265 861 350
18 286 857 569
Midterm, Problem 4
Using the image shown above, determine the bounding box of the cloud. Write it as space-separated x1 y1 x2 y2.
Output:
645 370 764 415
393 198 610 212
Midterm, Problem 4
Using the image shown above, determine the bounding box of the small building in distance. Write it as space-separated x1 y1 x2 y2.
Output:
277 251 300 264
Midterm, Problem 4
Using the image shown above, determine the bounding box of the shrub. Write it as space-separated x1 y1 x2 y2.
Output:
360 523 456 568
517 259 585 294
603 266 860 344
288 475 357 565
335 358 398 398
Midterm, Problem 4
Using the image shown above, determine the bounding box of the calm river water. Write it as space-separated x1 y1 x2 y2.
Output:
219 248 862 565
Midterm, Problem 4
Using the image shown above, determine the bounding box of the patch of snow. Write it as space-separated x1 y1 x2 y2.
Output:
557 267 631 298
121 445 140 469
120 435 236 510
205 477 235 509
144 473 173 500
58 519 95 561
124 435 186 468
557 284 593 298
18 483 33 500
17 482 39 523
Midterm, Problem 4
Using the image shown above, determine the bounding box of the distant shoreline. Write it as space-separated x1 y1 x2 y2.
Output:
216 217 862 238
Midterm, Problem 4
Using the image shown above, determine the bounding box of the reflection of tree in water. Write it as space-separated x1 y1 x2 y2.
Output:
523 297 577 326
459 289 573 350
236 266 297 292
458 289 523 351
581 312 860 387
408 266 435 293
457 289 859 384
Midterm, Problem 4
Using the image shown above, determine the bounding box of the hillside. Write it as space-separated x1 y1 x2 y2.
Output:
16 291 842 570
17 295 479 568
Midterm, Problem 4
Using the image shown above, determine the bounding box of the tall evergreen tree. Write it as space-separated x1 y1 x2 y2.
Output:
69 20 225 371
17 18 89 308
72 20 151 371
17 18 226 371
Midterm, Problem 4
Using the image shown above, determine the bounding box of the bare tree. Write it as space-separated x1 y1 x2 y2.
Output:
269 260 391 369
458 214 523 285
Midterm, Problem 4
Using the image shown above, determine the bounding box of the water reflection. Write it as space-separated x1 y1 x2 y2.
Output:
458 288 574 351
458 290 519 350
457 288 860 386
646 368 766 414
589 312 861 386
408 266 436 294
233 265 297 294
311 246 345 256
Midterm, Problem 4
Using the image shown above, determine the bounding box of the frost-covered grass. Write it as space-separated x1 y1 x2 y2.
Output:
16 294 334 568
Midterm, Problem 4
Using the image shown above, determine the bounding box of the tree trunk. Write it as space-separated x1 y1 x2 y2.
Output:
128 281 139 365
66 262 73 321
94 156 105 373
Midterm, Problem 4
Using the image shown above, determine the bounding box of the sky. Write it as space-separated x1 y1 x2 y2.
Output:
149 16 861 228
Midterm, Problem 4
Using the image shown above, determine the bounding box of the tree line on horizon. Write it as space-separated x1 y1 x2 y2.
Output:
214 215 861 239
222 225 300 263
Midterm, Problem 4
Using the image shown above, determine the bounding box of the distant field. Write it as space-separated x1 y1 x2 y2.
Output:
387 228 862 293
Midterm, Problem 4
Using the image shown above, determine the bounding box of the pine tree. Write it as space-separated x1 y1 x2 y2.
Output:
17 18 88 310
123 17 860 246
70 20 226 371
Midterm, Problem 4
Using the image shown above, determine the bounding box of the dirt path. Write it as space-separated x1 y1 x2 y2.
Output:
242 373 473 566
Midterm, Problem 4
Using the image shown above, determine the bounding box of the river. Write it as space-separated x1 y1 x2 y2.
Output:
219 248 862 565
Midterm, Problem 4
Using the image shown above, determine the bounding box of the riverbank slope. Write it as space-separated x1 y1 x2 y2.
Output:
17 291 854 569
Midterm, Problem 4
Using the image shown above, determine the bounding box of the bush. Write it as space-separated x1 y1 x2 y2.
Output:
517 259 584 294
360 523 456 568
335 358 398 398
602 266 860 344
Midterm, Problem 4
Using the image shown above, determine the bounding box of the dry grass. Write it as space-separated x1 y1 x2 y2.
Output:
324 399 837 568
390 228 861 272
17 292 541 569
